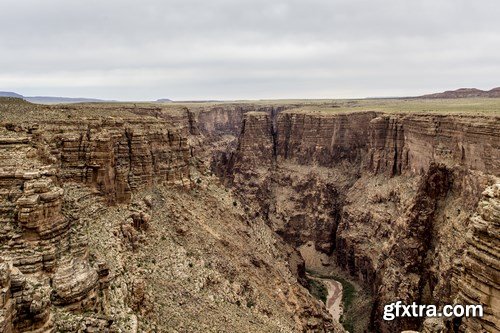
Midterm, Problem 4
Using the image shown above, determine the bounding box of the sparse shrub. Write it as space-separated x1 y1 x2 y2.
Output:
307 270 358 332
306 277 328 304
246 299 255 308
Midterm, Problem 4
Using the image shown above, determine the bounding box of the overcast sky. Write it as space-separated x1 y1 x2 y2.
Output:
1 0 499 100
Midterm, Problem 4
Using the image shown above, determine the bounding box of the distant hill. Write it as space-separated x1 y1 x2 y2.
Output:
0 91 177 104
24 96 111 104
0 91 113 104
0 91 24 98
419 87 500 99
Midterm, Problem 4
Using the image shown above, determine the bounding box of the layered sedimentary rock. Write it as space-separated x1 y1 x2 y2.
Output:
194 105 286 178
232 112 276 171
0 105 190 331
49 119 190 203
373 163 453 331
454 183 500 332
0 128 114 332
225 108 500 332
0 260 15 333
367 115 406 175
276 111 376 166
400 114 500 175
196 105 248 137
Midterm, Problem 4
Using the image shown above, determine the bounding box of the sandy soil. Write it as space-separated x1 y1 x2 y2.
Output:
323 278 343 320
309 276 343 321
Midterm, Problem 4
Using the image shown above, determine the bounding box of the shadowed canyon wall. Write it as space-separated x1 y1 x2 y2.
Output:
222 109 500 332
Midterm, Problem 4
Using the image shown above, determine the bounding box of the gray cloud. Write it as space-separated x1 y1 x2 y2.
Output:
1 0 499 100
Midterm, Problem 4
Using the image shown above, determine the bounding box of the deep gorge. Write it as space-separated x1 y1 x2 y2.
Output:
205 106 500 333
0 99 498 333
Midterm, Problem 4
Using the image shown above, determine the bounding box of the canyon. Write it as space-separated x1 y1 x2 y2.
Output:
0 97 498 333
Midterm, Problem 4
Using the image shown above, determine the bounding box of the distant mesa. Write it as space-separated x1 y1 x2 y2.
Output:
419 87 500 99
0 91 112 104
3 88 500 104
24 96 110 104
1 91 175 104
0 91 24 98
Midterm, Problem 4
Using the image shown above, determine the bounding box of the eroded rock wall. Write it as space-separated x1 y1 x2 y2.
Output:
225 109 500 332
401 114 500 175
0 129 115 332
1 99 498 332
276 111 377 166
45 119 191 203
454 183 500 332
0 111 191 331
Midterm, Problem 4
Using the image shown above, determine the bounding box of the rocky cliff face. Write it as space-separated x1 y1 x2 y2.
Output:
223 108 500 332
454 183 500 332
0 131 106 332
276 111 376 166
0 116 187 331
43 118 191 203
